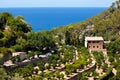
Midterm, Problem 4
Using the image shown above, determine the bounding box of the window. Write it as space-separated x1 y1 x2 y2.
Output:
93 46 95 48
96 41 99 43
88 41 91 43
89 46 91 48
97 46 99 48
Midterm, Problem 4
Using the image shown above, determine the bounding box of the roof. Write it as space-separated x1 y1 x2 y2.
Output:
12 52 26 56
85 37 104 41
39 55 47 58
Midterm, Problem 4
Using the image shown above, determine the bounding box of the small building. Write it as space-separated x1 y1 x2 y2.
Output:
12 52 27 61
85 37 104 52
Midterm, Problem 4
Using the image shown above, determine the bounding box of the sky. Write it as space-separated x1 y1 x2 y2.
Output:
0 0 116 8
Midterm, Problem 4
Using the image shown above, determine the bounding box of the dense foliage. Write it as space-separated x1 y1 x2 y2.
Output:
0 0 120 80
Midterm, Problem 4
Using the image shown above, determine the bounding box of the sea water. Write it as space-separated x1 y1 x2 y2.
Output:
0 7 107 31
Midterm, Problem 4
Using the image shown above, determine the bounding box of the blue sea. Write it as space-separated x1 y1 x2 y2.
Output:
0 7 107 31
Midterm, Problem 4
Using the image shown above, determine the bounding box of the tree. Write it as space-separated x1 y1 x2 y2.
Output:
12 45 23 52
13 64 34 77
48 55 53 64
34 51 41 58
22 64 34 77
61 73 64 80
34 68 39 74
116 0 120 9
65 28 80 46
106 39 120 54
11 73 24 80
108 54 114 63
65 69 70 76
92 71 99 78
27 31 55 51
0 65 9 80
102 63 108 72
65 30 71 45
0 12 13 30
3 30 17 47
63 48 74 62
37 61 45 72
55 71 61 80
31 75 43 80
109 2 116 12
116 69 120 79
7 17 31 33
45 64 51 70
15 16 24 20
0 30 4 38
65 64 74 75
27 51 35 59
77 73 87 80
52 60 57 69
61 58 66 64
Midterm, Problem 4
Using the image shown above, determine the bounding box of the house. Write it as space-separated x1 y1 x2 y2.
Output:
85 37 105 52
12 52 27 61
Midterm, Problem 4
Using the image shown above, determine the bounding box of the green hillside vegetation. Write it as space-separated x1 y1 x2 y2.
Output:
51 0 120 53
0 0 120 80
0 12 31 59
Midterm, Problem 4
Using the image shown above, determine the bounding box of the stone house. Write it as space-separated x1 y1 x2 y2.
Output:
85 37 105 52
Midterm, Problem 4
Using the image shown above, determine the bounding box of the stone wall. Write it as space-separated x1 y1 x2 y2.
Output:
68 64 96 80
4 57 47 72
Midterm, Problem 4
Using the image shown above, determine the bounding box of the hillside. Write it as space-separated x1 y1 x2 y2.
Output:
0 0 120 80
51 1 120 53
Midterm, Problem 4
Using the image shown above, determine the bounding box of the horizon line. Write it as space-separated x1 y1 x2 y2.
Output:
0 6 109 8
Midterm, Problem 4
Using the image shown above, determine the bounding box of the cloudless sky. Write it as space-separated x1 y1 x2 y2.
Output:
0 0 116 8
